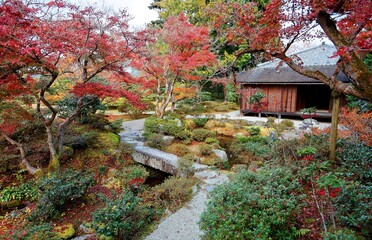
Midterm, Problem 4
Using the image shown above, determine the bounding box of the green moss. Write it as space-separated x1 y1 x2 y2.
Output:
54 224 75 239
94 132 120 149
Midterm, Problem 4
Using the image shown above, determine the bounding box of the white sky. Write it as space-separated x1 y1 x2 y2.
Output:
70 0 158 28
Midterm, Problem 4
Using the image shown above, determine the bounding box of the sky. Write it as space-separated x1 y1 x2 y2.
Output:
71 0 158 28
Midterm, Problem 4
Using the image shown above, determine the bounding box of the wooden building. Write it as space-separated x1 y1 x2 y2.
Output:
236 43 348 118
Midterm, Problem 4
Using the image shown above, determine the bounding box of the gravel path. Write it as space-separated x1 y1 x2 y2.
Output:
145 190 208 240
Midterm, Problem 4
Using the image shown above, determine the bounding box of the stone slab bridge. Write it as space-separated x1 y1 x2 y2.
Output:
119 129 209 176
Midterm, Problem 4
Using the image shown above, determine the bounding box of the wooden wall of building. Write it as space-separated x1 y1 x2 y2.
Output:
241 85 298 113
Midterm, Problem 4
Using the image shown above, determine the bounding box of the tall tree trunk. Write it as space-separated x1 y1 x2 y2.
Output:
1 133 38 175
329 90 341 162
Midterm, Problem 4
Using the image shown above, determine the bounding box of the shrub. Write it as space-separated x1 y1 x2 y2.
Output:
281 119 294 128
225 82 238 103
192 129 216 142
213 104 230 112
0 181 40 202
246 126 261 136
144 116 160 134
167 143 190 157
29 169 94 222
178 154 196 177
162 121 183 136
145 133 165 150
199 167 303 239
334 182 372 237
92 190 152 239
195 104 205 112
84 114 111 130
193 118 209 127
10 223 62 240
141 177 196 212
161 120 191 140
337 139 372 181
184 119 196 130
199 143 213 156
205 137 220 147
197 91 212 101
111 119 124 133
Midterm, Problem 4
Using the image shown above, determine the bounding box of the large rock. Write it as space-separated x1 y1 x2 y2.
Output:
212 149 228 162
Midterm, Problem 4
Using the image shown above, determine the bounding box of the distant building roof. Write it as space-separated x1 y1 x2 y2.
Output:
237 43 349 84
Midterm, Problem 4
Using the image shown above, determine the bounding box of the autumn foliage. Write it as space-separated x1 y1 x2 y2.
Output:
339 108 372 146
206 0 372 101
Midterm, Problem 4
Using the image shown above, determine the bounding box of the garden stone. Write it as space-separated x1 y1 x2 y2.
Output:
175 118 182 127
194 170 218 180
212 149 228 162
163 136 175 146
303 118 319 125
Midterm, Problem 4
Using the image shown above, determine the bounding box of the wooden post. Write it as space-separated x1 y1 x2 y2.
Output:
329 90 341 162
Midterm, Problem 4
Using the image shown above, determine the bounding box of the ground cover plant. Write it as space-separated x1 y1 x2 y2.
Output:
200 131 372 239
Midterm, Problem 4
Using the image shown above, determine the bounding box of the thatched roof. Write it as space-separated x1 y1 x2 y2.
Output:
237 43 349 85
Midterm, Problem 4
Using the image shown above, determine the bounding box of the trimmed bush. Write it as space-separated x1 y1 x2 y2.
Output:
145 133 165 150
192 129 216 142
29 169 94 222
178 154 196 177
246 126 261 136
199 143 213 156
141 177 196 212
193 118 209 127
167 143 190 157
144 116 160 134
199 167 303 239
205 137 220 147
92 191 152 239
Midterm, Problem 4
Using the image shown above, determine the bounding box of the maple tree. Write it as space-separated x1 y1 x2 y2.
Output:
0 0 145 174
132 14 216 118
205 0 371 161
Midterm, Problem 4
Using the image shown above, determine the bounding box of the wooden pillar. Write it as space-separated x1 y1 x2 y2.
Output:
329 90 341 162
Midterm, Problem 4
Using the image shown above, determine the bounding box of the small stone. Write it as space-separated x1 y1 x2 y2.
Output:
162 136 175 146
303 118 319 125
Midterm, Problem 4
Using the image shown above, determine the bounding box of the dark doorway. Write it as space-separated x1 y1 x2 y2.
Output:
297 85 331 111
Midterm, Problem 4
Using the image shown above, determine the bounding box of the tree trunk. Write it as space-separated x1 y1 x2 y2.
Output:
46 125 60 175
171 93 176 112
329 90 341 162
1 133 38 175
